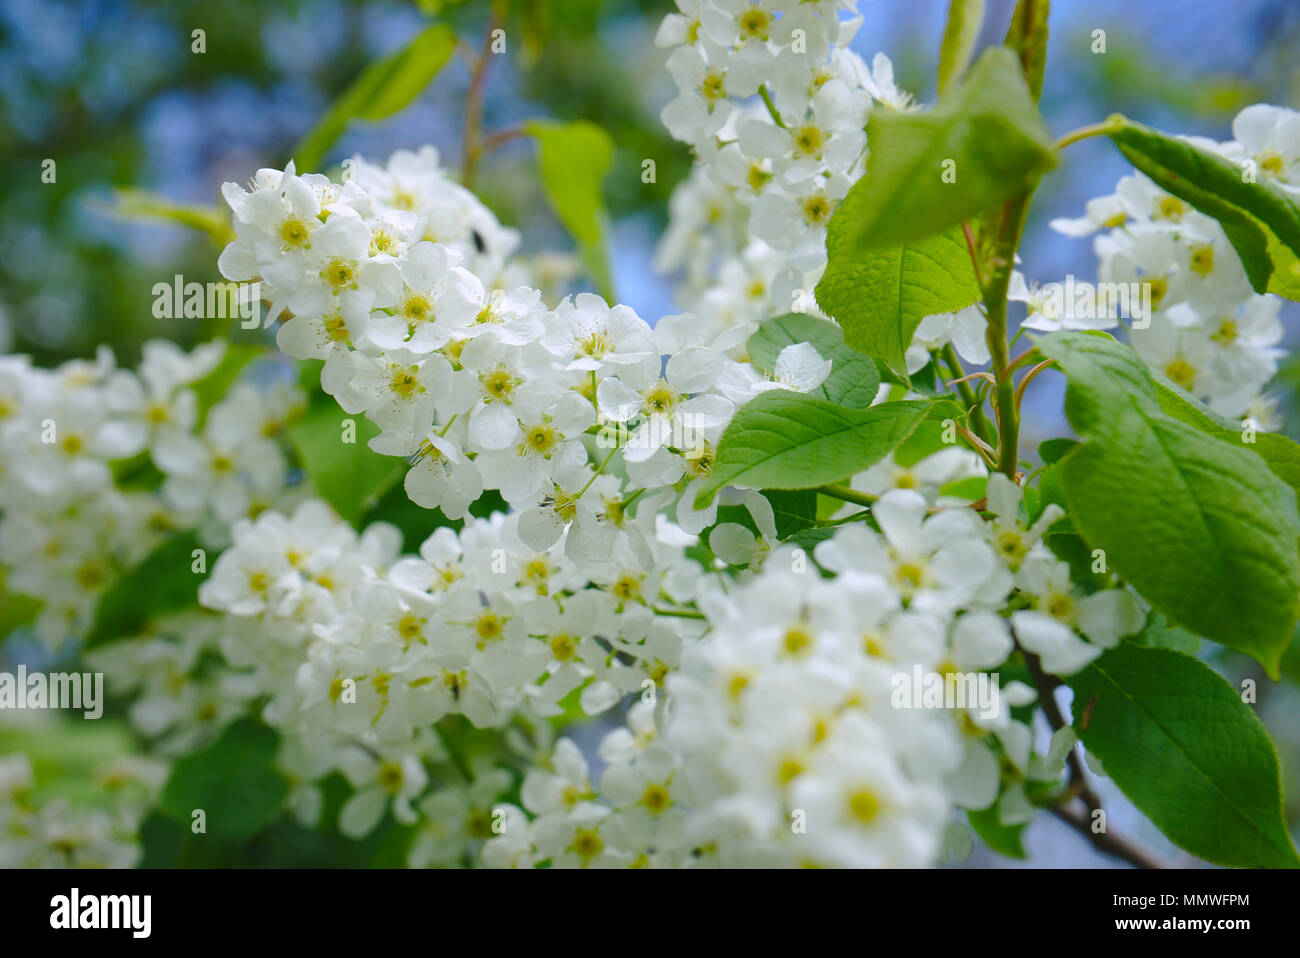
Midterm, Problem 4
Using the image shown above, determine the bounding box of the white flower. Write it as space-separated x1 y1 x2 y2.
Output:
1011 553 1144 676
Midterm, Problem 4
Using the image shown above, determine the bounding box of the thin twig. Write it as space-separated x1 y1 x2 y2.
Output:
460 18 498 188
1021 648 1103 814
1050 805 1167 869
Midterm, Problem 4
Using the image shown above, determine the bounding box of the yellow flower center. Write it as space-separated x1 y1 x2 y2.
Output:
573 829 603 860
996 530 1028 563
738 8 771 38
378 761 403 793
397 613 423 643
794 125 823 156
1260 152 1284 176
1045 592 1075 622
1189 244 1214 277
389 364 423 399
475 611 504 644
324 314 351 343
643 383 678 417
778 757 805 785
482 369 517 402
322 258 357 290
578 330 612 358
279 217 311 248
612 574 641 602
523 423 557 455
801 193 832 225
1164 358 1196 389
1147 276 1168 308
1211 319 1238 345
402 294 433 323
847 788 882 824
1157 196 1185 221
783 626 813 656
549 633 577 661
641 783 670 814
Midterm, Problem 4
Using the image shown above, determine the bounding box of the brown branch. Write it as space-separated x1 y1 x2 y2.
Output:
1050 805 1167 869
460 18 499 188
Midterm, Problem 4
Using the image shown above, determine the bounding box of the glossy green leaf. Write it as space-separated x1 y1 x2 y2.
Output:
288 405 405 524
1037 332 1300 677
937 0 985 93
833 48 1055 255
85 531 205 649
158 717 288 842
695 394 934 507
526 119 615 299
746 312 880 408
293 24 457 171
816 225 981 373
1068 641 1299 868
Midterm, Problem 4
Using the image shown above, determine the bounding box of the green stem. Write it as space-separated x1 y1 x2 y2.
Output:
759 85 787 129
816 508 873 528
816 483 877 508
577 446 618 498
652 606 707 620
940 343 994 446
1053 117 1122 152
984 194 1032 479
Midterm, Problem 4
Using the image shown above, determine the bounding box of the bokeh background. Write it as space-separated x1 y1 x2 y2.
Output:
3 0 1299 867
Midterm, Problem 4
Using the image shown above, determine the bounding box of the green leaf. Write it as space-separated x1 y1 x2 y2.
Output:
1153 376 1300 496
0 719 135 806
816 225 981 373
1037 437 1078 464
293 24 457 172
763 489 818 539
85 531 204 649
1264 230 1300 300
158 717 288 843
967 805 1027 859
526 119 615 300
937 0 985 93
832 47 1055 255
1068 641 1300 868
0 587 40 638
104 189 233 245
1036 332 1300 677
288 405 405 524
1032 463 1072 533
1131 611 1201 655
694 394 934 507
1107 116 1300 298
1003 0 1050 101
746 313 880 408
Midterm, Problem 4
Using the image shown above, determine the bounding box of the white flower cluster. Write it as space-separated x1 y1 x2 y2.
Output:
477 475 1141 868
1040 103 1300 424
216 145 837 559
652 1 989 374
0 749 165 867
191 498 699 825
0 341 302 647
